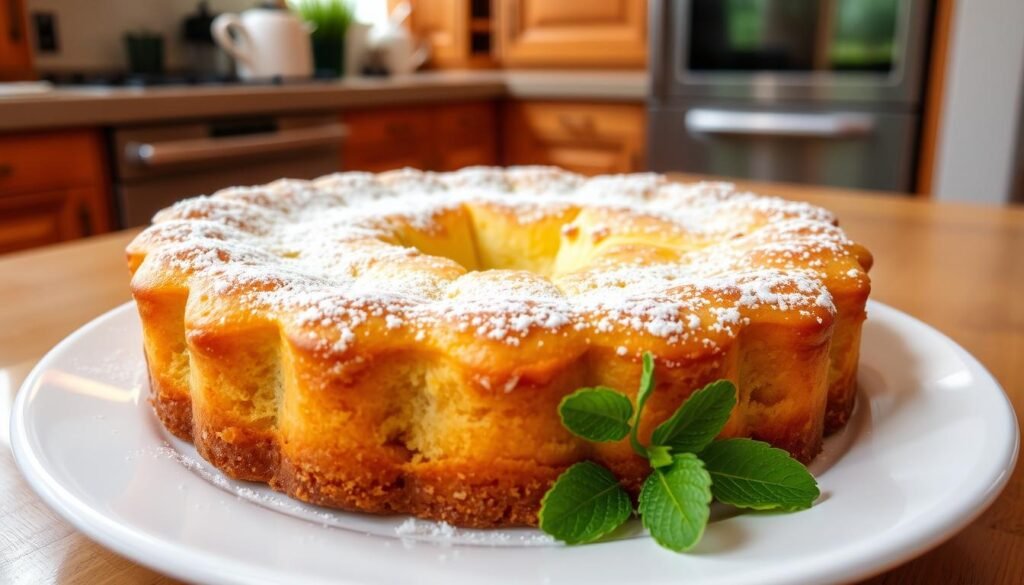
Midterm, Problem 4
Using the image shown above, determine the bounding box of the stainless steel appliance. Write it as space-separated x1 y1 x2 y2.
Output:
113 115 345 226
648 0 932 191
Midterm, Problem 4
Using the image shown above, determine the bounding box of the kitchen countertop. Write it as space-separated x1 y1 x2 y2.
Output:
0 70 648 132
1 175 1022 583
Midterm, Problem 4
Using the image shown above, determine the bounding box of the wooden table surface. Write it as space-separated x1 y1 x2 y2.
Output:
1 176 1022 584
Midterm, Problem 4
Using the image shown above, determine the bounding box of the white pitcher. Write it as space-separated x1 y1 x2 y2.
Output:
212 6 313 80
370 2 429 76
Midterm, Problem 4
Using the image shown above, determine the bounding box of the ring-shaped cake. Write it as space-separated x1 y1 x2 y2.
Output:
126 166 872 527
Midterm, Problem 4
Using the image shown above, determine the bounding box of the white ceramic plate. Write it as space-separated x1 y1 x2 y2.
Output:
10 301 1019 585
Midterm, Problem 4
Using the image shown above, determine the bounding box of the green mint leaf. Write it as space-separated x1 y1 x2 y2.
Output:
559 387 634 442
700 438 820 511
629 352 657 458
636 352 657 410
638 453 712 552
647 445 674 468
539 461 633 544
651 380 737 454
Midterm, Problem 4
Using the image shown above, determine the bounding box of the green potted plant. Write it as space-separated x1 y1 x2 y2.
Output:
289 0 354 77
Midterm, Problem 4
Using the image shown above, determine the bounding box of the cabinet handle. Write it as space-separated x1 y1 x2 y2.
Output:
685 109 875 138
0 163 12 179
126 124 347 167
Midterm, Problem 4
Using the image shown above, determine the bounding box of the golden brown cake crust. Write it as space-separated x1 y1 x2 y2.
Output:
153 375 584 527
128 167 872 528
147 371 192 441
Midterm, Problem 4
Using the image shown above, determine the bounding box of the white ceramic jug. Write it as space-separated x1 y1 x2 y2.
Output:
212 6 313 80
345 22 372 78
370 2 429 76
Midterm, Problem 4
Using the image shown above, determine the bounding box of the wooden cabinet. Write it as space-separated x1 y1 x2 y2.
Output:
341 107 435 172
406 0 648 70
342 101 497 172
0 0 33 80
433 102 498 170
407 0 470 68
495 0 647 68
0 130 111 254
404 0 495 69
503 101 646 175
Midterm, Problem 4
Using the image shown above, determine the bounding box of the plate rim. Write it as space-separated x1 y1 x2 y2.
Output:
9 300 1021 585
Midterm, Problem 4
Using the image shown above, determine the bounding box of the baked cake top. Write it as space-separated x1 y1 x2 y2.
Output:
127 166 871 367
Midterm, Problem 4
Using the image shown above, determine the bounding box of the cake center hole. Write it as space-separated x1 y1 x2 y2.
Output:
402 208 582 278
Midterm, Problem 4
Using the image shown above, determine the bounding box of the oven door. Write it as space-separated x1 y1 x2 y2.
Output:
650 0 931 105
647 101 918 191
114 115 345 227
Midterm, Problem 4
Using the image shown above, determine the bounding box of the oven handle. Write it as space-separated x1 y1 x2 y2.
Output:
125 123 348 167
685 109 875 138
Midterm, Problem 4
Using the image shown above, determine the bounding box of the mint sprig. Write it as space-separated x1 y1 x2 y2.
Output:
538 352 819 552
559 387 634 442
646 445 674 469
629 352 657 458
638 453 712 551
538 461 632 544
700 439 820 511
651 379 737 454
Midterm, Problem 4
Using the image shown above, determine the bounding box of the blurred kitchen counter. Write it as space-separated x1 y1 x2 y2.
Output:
0 70 648 132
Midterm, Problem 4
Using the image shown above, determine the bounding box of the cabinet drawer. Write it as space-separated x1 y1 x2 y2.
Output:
341 108 434 172
543 144 630 176
341 102 497 173
342 108 433 146
504 101 646 175
0 131 107 196
435 103 497 149
0 189 82 253
511 102 645 143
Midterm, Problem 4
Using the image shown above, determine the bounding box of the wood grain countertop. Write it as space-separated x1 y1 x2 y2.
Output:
0 70 648 132
1 175 1022 584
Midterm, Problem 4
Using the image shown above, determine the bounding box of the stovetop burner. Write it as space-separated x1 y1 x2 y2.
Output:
42 72 338 88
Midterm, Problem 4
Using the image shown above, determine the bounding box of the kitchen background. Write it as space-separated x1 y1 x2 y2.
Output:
0 0 1022 255
27 0 256 72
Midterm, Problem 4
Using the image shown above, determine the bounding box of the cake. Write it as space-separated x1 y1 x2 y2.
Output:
126 167 872 528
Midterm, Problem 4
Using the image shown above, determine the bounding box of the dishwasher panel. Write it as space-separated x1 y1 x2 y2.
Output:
647 102 918 191
113 115 344 227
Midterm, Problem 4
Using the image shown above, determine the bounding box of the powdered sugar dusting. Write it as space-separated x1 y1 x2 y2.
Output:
129 166 869 359
395 518 556 547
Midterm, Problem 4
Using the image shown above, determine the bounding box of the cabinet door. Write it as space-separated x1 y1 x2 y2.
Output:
342 108 434 172
0 129 111 253
343 103 497 173
0 131 107 195
434 102 498 170
407 0 470 68
495 0 647 68
0 0 32 80
0 187 108 254
504 101 646 175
